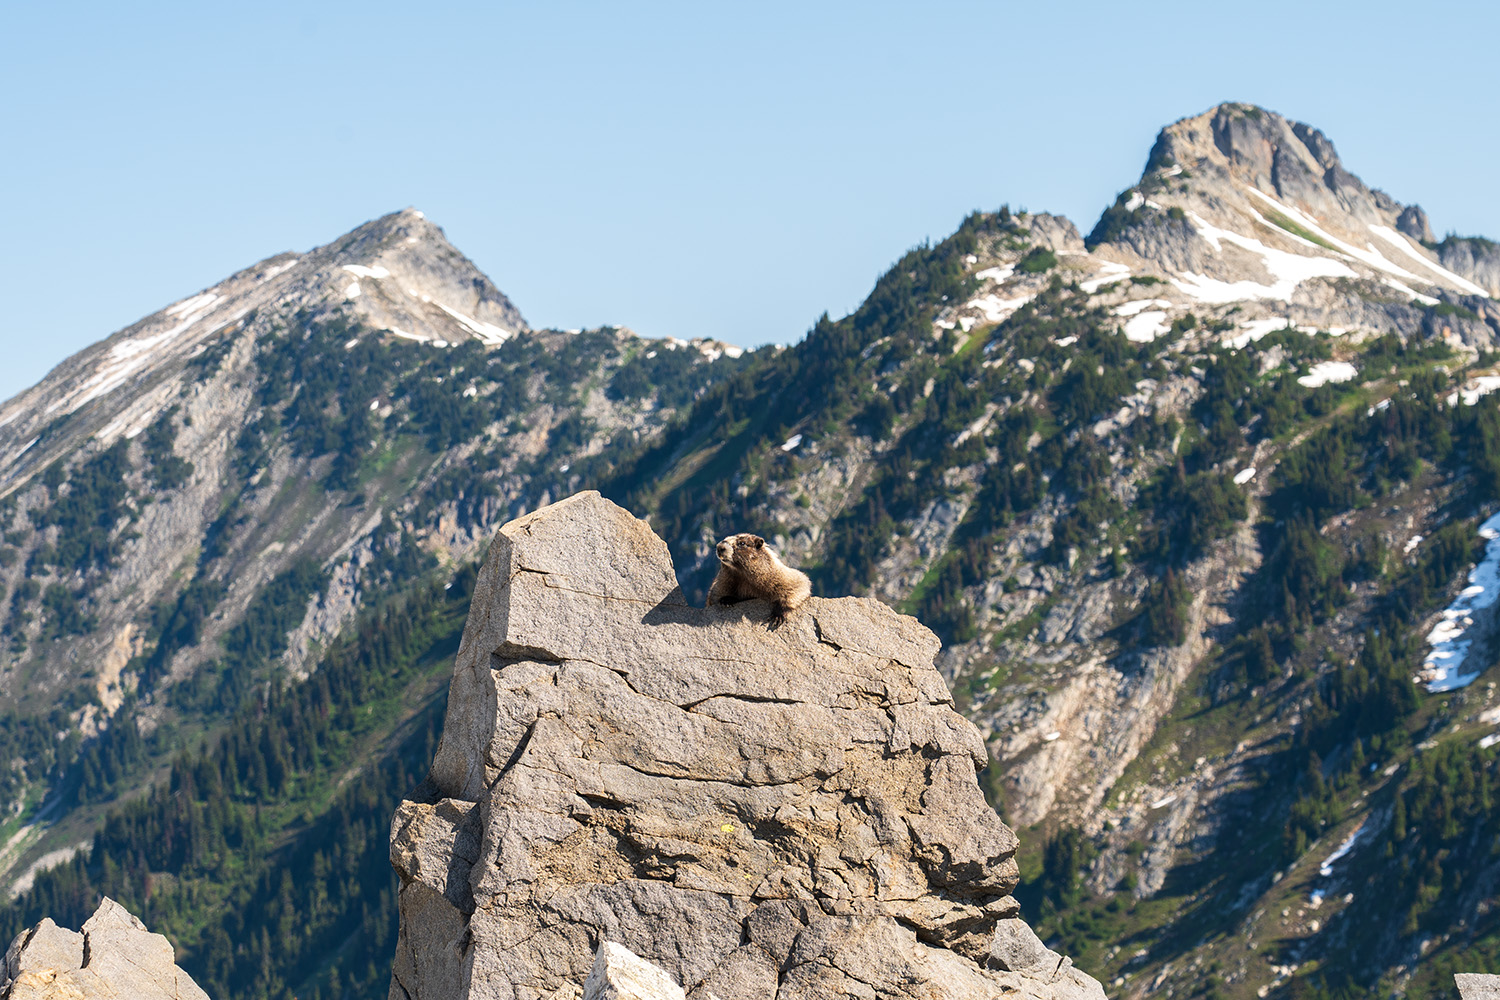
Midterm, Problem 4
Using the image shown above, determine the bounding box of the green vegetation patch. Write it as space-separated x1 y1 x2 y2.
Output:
1262 209 1338 251
608 342 751 410
1017 246 1058 274
141 405 194 491
31 441 136 578
1431 301 1480 322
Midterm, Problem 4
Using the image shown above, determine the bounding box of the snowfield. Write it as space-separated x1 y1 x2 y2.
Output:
1172 211 1357 304
1297 361 1358 388
1123 310 1170 342
341 264 391 280
1420 512 1500 692
434 302 511 346
1080 262 1131 293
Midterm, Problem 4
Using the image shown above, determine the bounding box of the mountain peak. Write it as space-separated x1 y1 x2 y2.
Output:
1078 102 1492 344
293 207 530 346
0 208 532 494
1143 102 1432 240
327 206 442 256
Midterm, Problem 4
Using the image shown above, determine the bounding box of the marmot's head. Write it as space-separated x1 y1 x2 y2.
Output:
715 533 766 568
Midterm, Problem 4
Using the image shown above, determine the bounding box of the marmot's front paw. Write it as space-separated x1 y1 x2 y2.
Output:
766 605 787 629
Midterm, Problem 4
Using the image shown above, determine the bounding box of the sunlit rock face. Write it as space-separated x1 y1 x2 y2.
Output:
387 490 1104 1000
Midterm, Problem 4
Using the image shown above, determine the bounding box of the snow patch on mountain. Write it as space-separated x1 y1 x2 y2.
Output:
1172 212 1357 304
1123 311 1170 342
1383 278 1441 307
1225 318 1292 349
1242 188 1428 287
1369 225 1490 298
1297 361 1358 388
1114 299 1173 317
1080 262 1131 293
433 302 511 346
1420 512 1500 692
342 264 391 280
257 258 299 282
55 294 232 415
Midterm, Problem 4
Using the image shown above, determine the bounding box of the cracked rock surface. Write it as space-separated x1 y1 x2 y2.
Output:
388 490 1104 1000
1 896 211 1000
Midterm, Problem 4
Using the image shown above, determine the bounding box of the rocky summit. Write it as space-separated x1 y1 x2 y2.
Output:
387 491 1103 999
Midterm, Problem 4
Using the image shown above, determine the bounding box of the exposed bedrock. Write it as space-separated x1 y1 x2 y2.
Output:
388 490 1104 1000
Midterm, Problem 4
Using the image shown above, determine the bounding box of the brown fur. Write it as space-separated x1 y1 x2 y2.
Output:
707 533 812 627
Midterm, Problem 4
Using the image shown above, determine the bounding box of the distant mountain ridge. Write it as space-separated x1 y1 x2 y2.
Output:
4 102 1500 1000
0 208 524 495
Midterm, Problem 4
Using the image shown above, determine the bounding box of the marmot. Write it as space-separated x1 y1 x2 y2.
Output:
707 533 812 628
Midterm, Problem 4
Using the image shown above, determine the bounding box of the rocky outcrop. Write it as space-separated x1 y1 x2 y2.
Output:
0 897 210 1000
1023 213 1087 255
1458 974 1500 1000
388 491 1104 999
1438 236 1500 297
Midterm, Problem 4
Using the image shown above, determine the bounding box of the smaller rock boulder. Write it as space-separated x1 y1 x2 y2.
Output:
0 897 210 1000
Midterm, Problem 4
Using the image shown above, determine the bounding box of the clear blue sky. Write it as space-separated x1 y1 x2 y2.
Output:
4 1 1497 402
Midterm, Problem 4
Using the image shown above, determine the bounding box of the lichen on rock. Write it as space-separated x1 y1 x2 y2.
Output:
388 490 1105 999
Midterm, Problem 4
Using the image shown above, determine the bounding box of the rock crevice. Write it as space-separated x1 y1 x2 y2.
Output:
389 491 1104 999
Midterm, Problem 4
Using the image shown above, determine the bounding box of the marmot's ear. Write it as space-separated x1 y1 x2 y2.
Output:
751 535 764 548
